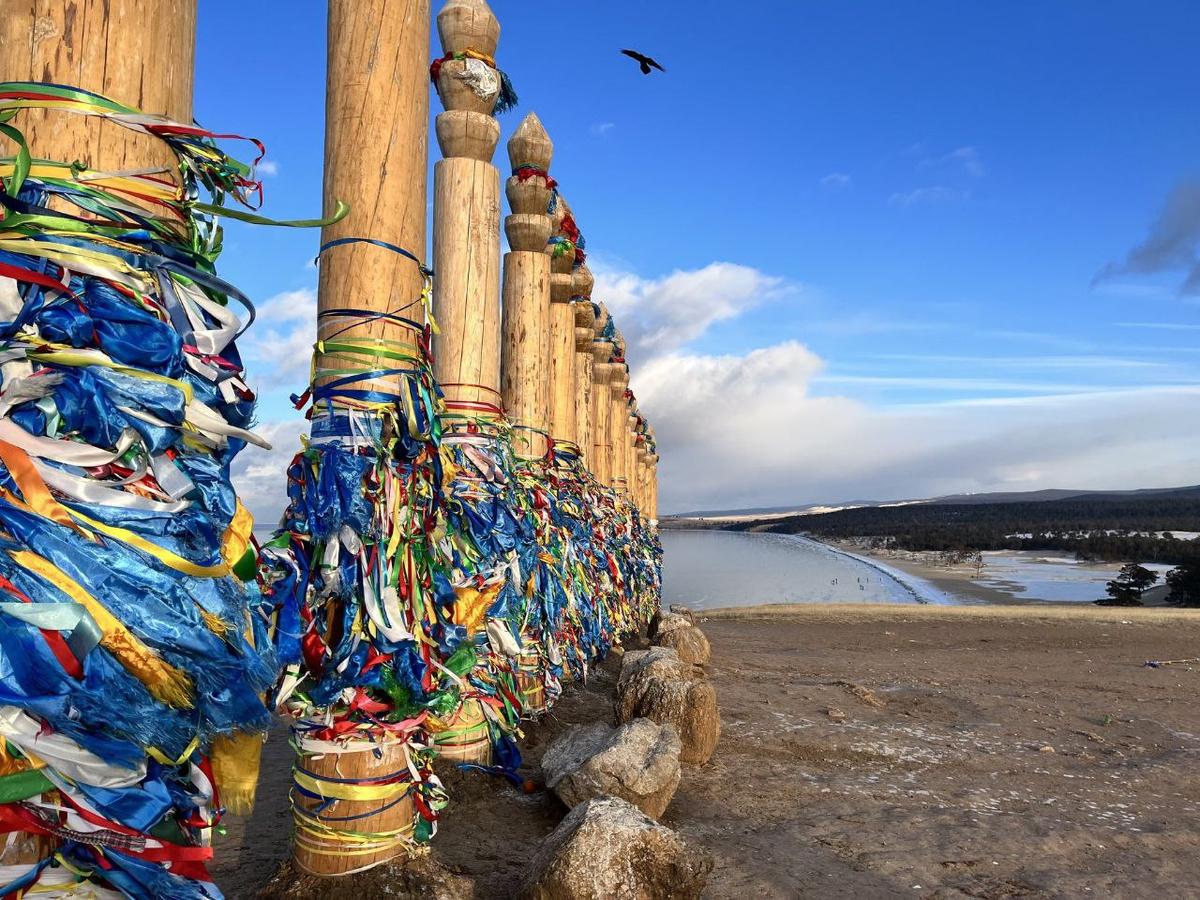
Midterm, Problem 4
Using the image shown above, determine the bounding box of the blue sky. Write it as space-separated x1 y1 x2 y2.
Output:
195 1 1200 515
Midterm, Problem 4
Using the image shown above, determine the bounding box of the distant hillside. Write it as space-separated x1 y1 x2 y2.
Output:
668 484 1200 519
724 484 1200 565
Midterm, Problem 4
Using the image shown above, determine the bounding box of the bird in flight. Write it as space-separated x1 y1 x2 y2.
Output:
621 49 665 75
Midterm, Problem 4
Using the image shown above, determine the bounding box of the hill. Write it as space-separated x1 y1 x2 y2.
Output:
721 484 1200 565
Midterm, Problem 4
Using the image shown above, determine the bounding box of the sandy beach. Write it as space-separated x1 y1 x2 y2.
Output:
827 540 1178 607
214 603 1200 898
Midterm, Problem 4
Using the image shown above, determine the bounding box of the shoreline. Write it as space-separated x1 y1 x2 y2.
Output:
697 600 1197 624
786 534 954 605
820 537 1178 607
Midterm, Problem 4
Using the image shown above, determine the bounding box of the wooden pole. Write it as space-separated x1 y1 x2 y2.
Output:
547 199 578 452
294 0 431 877
609 349 629 493
650 454 659 520
591 306 615 485
625 408 638 502
573 277 596 467
316 0 431 403
433 0 504 430
501 112 552 458
0 0 196 870
2 0 195 182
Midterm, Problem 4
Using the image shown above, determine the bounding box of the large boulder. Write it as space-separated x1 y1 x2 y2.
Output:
616 648 719 765
542 719 682 819
517 796 712 900
668 604 697 625
650 614 710 666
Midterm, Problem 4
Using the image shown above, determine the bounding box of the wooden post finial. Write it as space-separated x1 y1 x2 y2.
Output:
504 113 553 252
437 0 500 56
434 0 502 160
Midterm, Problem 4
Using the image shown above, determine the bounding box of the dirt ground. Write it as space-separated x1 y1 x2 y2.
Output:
213 604 1200 898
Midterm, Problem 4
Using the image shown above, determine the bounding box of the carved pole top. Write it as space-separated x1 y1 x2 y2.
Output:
437 0 500 57
508 113 552 170
574 296 596 329
572 265 594 299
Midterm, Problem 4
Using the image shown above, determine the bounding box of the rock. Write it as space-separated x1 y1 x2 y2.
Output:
258 855 475 899
542 719 682 819
651 616 711 666
517 796 712 900
647 607 664 639
668 604 697 625
616 648 719 765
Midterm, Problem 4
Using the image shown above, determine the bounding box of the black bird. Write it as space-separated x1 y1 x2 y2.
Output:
621 49 665 75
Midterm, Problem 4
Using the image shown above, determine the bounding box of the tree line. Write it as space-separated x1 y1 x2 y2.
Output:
727 491 1200 569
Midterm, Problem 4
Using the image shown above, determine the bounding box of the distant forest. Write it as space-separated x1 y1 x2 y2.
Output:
727 489 1200 565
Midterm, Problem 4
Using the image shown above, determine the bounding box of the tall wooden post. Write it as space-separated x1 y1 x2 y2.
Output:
433 0 505 432
649 454 659 519
2 1 195 179
609 351 630 492
501 112 553 457
626 407 638 501
647 423 659 519
294 0 431 877
573 277 596 467
317 0 431 405
0 0 196 870
547 198 579 453
591 306 615 484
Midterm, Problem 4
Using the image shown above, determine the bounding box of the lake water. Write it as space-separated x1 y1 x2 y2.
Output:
969 552 1174 604
660 529 954 609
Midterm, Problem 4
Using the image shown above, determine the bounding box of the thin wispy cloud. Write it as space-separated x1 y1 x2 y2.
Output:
1095 180 1200 295
813 374 1120 394
257 159 280 177
589 122 615 137
920 145 985 178
888 186 969 207
1092 282 1171 299
1115 321 1200 331
805 312 944 337
865 353 1168 370
819 172 852 191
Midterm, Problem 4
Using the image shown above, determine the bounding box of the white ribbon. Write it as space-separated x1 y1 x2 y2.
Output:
0 706 145 790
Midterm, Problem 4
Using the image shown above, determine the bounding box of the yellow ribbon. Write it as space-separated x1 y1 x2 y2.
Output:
292 768 412 802
9 549 194 709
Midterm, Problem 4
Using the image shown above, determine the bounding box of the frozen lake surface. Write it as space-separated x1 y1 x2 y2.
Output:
660 529 952 609
661 531 1178 609
969 551 1174 603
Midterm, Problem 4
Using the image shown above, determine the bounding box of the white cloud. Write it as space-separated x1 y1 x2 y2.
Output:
231 262 1200 524
888 186 969 207
257 159 280 177
593 262 793 363
920 146 985 178
590 122 615 137
819 172 852 190
243 287 317 388
231 419 307 528
631 340 1200 513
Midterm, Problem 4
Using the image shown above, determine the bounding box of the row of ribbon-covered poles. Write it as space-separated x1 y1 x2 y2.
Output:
263 0 663 876
0 0 661 893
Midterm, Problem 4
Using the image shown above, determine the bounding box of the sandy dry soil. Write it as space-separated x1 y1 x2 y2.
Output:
213 604 1200 898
